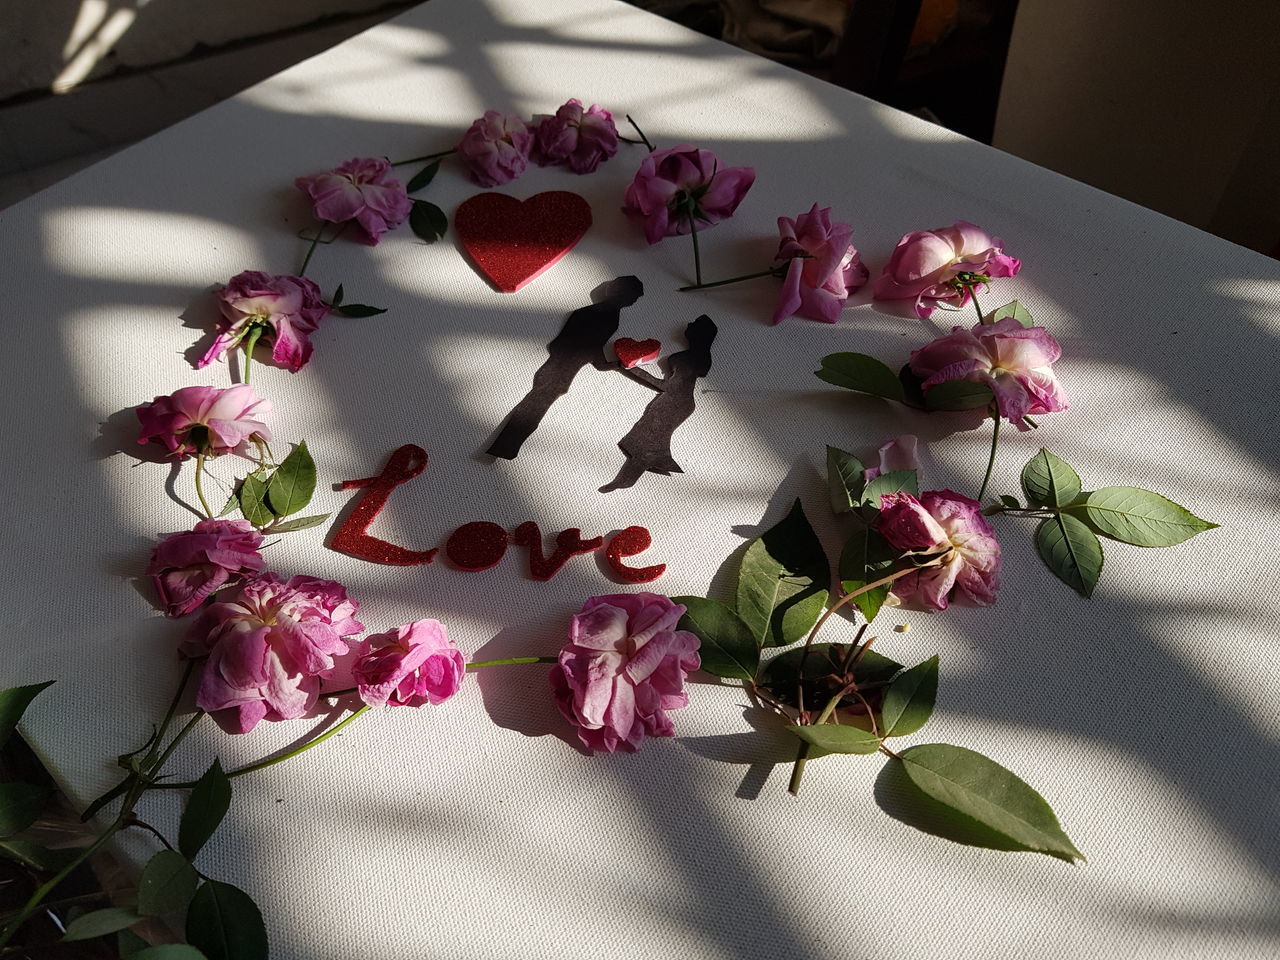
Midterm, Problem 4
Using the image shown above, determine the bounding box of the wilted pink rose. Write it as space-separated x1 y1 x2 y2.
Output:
147 519 265 618
456 110 533 187
136 385 272 459
531 99 619 174
622 145 755 244
909 316 1067 426
878 491 1000 610
294 157 411 245
550 593 700 753
199 271 329 373
771 204 869 325
182 574 363 734
873 221 1020 319
864 435 919 483
353 619 466 708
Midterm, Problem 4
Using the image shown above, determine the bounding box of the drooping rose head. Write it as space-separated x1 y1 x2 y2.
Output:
909 317 1068 426
198 271 329 373
772 203 869 325
294 157 411 245
878 490 1001 610
550 592 700 753
873 221 1020 319
621 145 755 244
456 110 533 187
354 619 466 708
136 384 272 459
147 519 265 618
531 99 619 174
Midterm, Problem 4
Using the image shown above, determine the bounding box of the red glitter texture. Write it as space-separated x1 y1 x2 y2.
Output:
512 521 604 581
454 191 592 293
331 444 438 565
445 521 509 571
603 525 666 583
613 337 661 369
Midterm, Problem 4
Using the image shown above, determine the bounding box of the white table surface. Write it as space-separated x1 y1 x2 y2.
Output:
4 1 1280 957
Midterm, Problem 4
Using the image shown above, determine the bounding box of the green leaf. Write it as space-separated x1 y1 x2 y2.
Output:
860 469 918 506
923 380 994 411
838 525 897 623
736 500 831 648
406 159 440 193
0 680 54 750
266 441 317 518
814 353 906 402
265 513 330 534
331 283 344 307
989 300 1035 328
1036 514 1104 597
672 596 759 680
999 495 1021 509
1077 487 1218 547
117 929 151 957
0 781 50 837
178 759 231 862
787 723 881 754
61 906 140 941
138 850 200 917
132 947 211 960
186 880 269 960
898 744 1084 861
409 199 448 242
238 473 274 527
826 446 865 513
1021 449 1082 507
0 839 79 871
334 303 387 318
216 490 239 517
881 656 939 736
758 643 902 711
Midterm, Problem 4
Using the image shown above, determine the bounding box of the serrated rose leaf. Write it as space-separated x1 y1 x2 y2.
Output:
989 300 1035 328
1021 449 1082 507
814 353 906 402
61 907 140 941
0 781 50 837
1036 514 1103 597
238 473 274 527
736 500 830 648
0 680 53 750
881 655 939 736
1078 487 1218 547
673 596 758 680
178 760 231 862
186 880 268 960
826 446 865 513
266 442 317 518
787 723 881 754
923 380 994 411
138 849 200 917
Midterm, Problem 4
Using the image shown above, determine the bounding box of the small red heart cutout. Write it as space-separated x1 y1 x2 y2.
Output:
614 337 661 368
454 191 593 292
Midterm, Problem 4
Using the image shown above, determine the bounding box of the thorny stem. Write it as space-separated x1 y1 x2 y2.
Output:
193 453 214 519
625 115 654 152
977 412 1001 502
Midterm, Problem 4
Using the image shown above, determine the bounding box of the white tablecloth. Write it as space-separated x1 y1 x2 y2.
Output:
4 1 1279 957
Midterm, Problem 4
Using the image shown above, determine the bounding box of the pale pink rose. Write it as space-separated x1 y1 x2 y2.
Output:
294 157 411 245
456 110 533 187
353 619 466 708
771 204 869 324
622 145 755 244
550 593 700 753
873 221 1020 319
863 435 919 483
909 317 1067 426
136 385 272 459
182 574 364 734
199 271 329 373
531 99 619 174
147 519 265 618
878 491 1001 610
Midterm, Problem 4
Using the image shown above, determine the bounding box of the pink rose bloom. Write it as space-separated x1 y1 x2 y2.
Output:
771 204 869 325
294 157 411 245
873 221 1021 319
353 619 466 708
531 99 619 174
550 593 700 753
182 574 364 734
147 519 265 618
199 271 329 373
863 435 919 483
909 316 1068 426
136 384 272 459
878 491 1001 610
622 145 755 244
456 110 533 187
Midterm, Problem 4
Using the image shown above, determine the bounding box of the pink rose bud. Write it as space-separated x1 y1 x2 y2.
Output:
456 110 533 187
147 519 265 618
531 99 619 174
771 204 869 325
549 593 701 753
199 270 330 373
863 435 920 483
136 384 272 460
294 157 412 245
622 145 755 244
353 619 466 708
878 490 1001 610
873 221 1020 319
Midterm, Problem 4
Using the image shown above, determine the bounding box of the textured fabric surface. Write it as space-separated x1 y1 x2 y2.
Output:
2 1 1279 958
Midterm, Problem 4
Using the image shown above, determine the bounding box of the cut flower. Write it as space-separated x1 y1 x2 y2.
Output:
878 490 1001 610
622 145 755 244
136 384 272 459
354 619 466 708
200 270 329 373
295 157 411 245
772 204 868 324
147 519 265 618
873 221 1020 319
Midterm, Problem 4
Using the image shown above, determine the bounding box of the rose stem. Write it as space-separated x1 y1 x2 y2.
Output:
241 324 264 385
624 115 654 151
193 453 214 519
688 211 703 287
389 148 456 167
977 412 1002 502
678 266 781 292
467 657 557 669
298 224 325 277
971 284 987 325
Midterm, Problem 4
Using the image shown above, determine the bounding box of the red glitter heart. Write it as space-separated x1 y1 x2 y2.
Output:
613 337 661 369
454 191 593 292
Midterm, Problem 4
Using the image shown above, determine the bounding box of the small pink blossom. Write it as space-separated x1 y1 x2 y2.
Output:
456 111 533 187
878 491 1001 610
909 317 1068 426
550 593 700 753
294 157 411 245
147 519 265 618
353 619 466 708
864 435 919 483
622 145 755 244
873 221 1020 319
531 99 619 174
136 385 271 459
199 271 329 373
771 204 869 325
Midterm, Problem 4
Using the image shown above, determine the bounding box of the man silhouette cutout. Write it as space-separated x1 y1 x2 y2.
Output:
486 275 644 460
